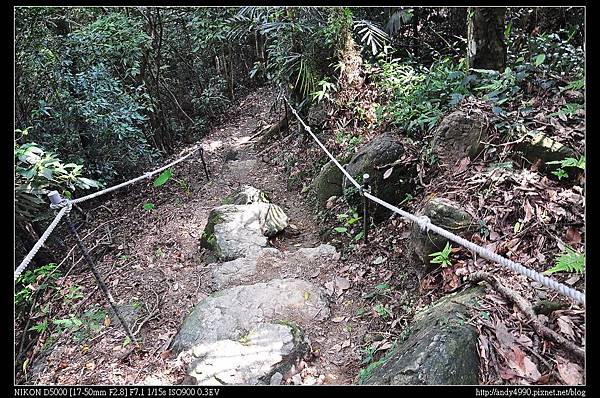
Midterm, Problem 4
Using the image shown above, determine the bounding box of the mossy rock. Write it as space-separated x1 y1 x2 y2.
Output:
515 132 580 178
312 160 344 208
345 132 417 221
431 110 487 167
412 198 476 272
360 287 483 385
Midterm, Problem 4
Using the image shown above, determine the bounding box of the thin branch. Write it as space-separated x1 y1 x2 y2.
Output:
469 271 585 362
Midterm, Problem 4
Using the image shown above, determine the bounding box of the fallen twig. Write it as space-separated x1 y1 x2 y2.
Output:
469 271 585 362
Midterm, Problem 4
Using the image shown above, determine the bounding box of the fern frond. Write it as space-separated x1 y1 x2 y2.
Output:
545 245 585 275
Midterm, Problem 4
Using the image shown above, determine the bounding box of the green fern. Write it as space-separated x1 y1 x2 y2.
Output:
544 245 585 275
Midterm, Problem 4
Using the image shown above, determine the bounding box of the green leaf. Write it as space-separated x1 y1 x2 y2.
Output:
334 227 348 233
534 54 546 66
153 169 172 187
545 246 585 275
143 203 155 211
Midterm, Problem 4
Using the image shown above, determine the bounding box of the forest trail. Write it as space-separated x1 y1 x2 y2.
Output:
28 86 369 385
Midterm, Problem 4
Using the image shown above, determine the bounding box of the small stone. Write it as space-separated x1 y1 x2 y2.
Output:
270 372 283 385
291 374 303 385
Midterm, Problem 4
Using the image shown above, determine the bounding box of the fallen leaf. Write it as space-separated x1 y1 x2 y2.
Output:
456 157 470 173
104 316 111 327
85 362 96 371
383 168 394 180
504 346 541 382
495 321 515 348
556 355 583 385
334 276 350 291
565 227 581 244
556 316 575 340
332 316 345 323
160 350 172 360
523 200 535 224
303 291 310 301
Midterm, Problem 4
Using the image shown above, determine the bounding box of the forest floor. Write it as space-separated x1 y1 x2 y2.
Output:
21 85 406 385
18 84 585 386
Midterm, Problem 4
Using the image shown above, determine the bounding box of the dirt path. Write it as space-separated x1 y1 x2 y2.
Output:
27 86 370 385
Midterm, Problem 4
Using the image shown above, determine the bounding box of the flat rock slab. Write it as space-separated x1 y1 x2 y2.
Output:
188 322 308 385
170 278 330 354
211 244 339 289
211 248 283 289
360 287 483 385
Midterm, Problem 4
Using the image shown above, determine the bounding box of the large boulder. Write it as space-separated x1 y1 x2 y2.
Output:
211 248 283 289
200 186 288 261
431 110 487 167
360 287 483 385
187 322 309 385
312 160 344 208
170 279 330 354
344 132 416 221
412 198 475 272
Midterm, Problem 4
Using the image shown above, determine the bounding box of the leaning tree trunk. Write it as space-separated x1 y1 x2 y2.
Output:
467 7 507 71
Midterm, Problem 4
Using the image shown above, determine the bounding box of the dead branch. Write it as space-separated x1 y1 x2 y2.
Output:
469 271 585 362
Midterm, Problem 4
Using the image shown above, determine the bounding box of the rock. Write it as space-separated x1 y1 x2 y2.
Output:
412 198 475 271
344 132 416 221
211 244 338 289
228 159 258 181
288 244 339 263
291 373 303 385
431 110 487 167
516 132 579 175
270 372 284 385
108 303 141 326
307 101 327 130
360 287 483 385
222 185 271 205
200 201 288 261
312 160 344 208
170 278 330 354
188 323 308 385
211 248 282 289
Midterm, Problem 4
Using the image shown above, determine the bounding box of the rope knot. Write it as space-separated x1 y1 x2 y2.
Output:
417 215 430 232
50 198 72 213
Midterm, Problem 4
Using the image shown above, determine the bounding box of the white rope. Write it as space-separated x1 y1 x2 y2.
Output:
72 145 200 204
283 97 361 190
285 98 586 306
14 202 72 281
15 145 201 282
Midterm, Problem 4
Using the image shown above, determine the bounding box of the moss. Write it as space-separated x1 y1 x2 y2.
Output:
274 319 303 344
358 341 400 384
200 210 224 253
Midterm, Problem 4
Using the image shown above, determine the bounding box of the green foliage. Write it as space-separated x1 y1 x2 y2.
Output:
374 56 470 133
153 169 173 187
546 156 585 180
373 303 392 318
545 245 585 275
15 141 101 224
15 263 61 314
429 242 453 267
143 202 155 211
335 209 364 241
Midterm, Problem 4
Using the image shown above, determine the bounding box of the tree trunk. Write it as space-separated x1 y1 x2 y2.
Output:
467 7 506 71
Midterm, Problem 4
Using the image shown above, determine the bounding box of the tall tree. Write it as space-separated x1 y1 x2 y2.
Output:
467 7 506 71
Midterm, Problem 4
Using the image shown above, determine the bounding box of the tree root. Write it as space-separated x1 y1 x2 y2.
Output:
469 271 585 362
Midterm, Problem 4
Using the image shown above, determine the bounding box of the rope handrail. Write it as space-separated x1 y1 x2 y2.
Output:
15 145 202 281
284 97 585 306
72 145 200 204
